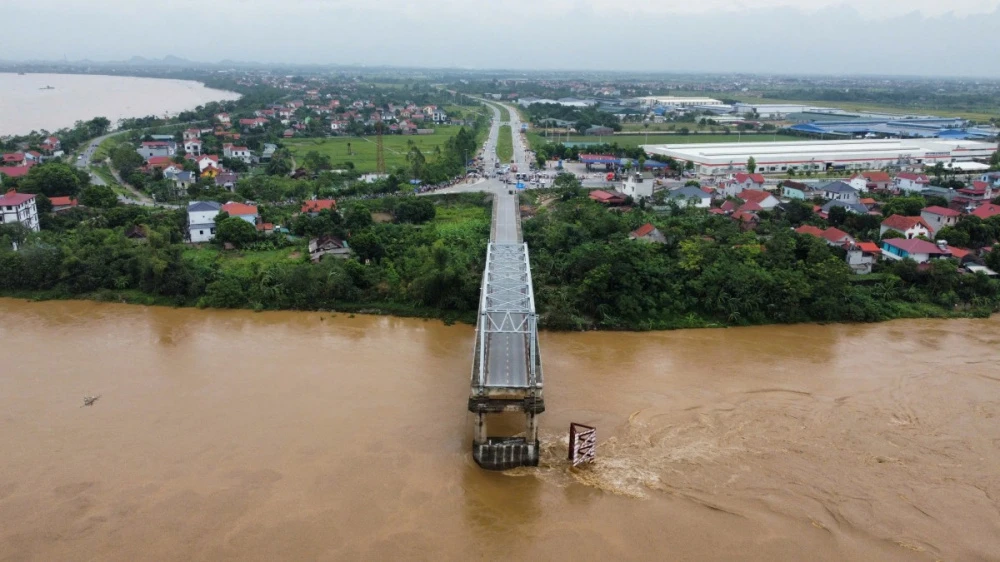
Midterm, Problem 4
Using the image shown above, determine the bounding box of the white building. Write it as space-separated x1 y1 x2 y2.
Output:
223 144 252 164
193 155 220 173
0 190 40 232
636 96 723 108
620 173 653 199
733 103 820 118
642 139 998 177
183 138 203 156
187 201 221 243
894 173 930 193
665 186 711 208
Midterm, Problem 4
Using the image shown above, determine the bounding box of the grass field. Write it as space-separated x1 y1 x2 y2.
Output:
93 133 129 161
526 131 805 149
182 247 305 274
497 125 513 162
489 103 510 123
285 127 464 172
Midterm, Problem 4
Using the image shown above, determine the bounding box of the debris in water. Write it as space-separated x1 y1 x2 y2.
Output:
82 395 101 407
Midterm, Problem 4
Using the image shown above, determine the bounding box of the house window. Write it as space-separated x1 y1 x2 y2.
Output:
199 230 204 235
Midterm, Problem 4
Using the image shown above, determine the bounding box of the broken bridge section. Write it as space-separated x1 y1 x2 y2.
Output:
468 200 544 470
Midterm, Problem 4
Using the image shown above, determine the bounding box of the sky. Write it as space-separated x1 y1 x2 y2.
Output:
5 0 1000 76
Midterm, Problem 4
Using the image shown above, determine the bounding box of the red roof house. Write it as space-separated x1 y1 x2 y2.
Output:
2 153 25 165
881 214 931 239
737 189 779 209
863 171 891 184
302 199 337 213
221 202 259 219
794 225 826 237
734 172 765 185
0 189 36 206
856 241 882 254
589 190 626 205
821 227 853 246
49 196 79 211
629 222 666 243
971 203 1000 220
0 165 33 179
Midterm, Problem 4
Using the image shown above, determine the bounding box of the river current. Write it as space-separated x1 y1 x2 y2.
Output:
0 299 997 560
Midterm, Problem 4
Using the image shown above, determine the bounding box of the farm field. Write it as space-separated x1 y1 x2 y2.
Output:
284 126 463 172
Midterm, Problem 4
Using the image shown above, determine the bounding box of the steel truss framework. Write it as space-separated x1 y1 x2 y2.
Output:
475 242 539 389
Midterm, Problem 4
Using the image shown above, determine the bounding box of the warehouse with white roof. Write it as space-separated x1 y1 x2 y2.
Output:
642 139 998 177
635 96 724 108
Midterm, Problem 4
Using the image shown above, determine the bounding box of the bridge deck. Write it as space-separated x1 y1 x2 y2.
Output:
469 101 543 469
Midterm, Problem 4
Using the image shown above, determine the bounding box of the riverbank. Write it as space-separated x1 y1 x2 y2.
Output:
0 73 240 135
0 283 992 332
2 191 997 332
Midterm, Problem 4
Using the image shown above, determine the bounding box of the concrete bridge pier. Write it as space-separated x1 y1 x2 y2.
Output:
470 407 542 470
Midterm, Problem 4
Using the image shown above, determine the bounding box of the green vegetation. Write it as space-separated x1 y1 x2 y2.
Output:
285 127 466 173
497 125 513 163
521 195 1000 330
0 194 491 322
4 162 89 197
523 103 621 132
497 104 511 123
93 132 128 162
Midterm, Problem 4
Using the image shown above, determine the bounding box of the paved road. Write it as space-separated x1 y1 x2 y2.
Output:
74 131 119 186
476 101 531 389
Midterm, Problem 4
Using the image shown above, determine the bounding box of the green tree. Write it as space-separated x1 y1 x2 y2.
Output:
344 204 373 231
394 198 436 224
880 228 904 241
302 150 332 172
406 145 426 180
110 143 145 175
827 205 848 227
215 216 257 248
746 156 757 174
18 162 85 197
553 173 582 200
881 196 926 217
267 148 294 176
87 117 111 137
78 185 118 208
934 226 970 247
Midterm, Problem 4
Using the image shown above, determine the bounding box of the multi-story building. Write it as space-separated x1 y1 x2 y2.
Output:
0 189 40 232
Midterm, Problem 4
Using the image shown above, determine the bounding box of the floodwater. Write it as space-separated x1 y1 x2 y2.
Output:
0 299 998 561
0 73 240 136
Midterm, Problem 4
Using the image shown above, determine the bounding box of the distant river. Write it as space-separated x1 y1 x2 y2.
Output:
0 73 240 136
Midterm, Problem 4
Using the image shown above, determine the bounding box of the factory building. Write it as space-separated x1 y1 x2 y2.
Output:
635 96 724 108
642 139 998 177
734 103 822 118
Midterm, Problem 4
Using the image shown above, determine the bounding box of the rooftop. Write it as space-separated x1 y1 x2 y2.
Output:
882 238 951 255
922 205 961 217
0 189 36 206
882 214 930 231
222 202 259 216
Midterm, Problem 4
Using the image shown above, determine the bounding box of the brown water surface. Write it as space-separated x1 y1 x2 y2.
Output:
1 299 998 561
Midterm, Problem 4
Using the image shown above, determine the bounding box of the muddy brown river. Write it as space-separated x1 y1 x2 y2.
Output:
1 299 998 561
